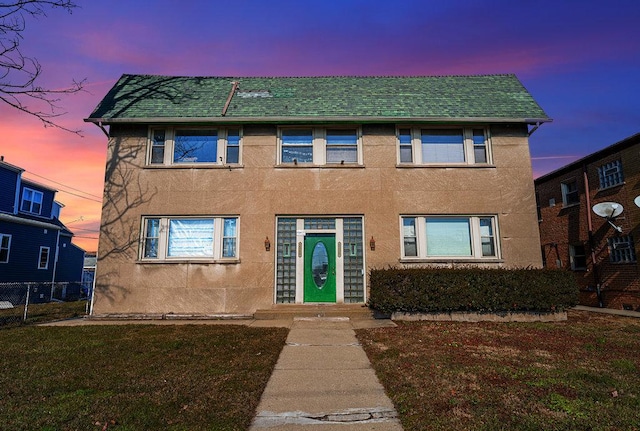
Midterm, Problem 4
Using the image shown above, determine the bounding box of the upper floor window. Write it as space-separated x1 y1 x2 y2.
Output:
608 235 636 263
21 188 43 215
598 160 624 189
397 127 491 165
38 246 49 269
0 234 10 263
401 215 499 260
140 216 239 261
278 127 362 166
149 127 241 166
561 179 579 206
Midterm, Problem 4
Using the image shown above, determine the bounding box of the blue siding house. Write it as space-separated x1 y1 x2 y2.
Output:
0 159 85 287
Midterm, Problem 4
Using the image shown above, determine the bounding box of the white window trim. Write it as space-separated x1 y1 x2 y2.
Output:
0 234 11 263
21 187 44 215
400 215 501 261
396 126 492 166
147 127 242 166
38 246 49 270
597 160 624 190
139 216 240 262
277 127 363 166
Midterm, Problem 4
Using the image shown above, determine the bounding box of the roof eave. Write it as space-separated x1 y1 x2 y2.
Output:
85 116 551 125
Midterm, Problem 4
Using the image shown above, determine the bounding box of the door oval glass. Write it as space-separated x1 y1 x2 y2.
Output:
311 242 329 289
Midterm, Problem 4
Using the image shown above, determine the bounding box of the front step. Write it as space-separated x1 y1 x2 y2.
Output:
253 304 374 320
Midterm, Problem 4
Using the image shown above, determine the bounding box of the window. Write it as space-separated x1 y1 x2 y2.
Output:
0 234 10 263
21 188 43 214
397 127 490 165
569 244 587 270
326 129 358 163
608 235 636 263
38 247 49 269
398 129 413 163
148 127 241 166
141 216 238 261
561 179 579 206
279 127 361 165
598 160 624 189
281 129 313 163
401 216 499 259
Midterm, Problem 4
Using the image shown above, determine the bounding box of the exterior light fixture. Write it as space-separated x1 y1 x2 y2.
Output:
369 236 376 251
264 236 271 251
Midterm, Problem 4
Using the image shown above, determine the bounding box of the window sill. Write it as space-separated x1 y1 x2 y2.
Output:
275 164 365 169
137 259 240 265
562 202 580 209
399 258 504 264
396 163 496 169
597 182 625 192
145 164 244 169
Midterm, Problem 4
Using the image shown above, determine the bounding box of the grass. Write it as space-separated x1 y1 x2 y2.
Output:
356 310 640 431
0 324 288 431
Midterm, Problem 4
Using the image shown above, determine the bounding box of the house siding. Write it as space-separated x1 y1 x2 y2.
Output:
0 221 57 282
535 134 640 310
0 167 19 213
92 122 542 316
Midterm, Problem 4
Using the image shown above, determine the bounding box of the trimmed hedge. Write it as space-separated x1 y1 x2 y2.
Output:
368 267 578 314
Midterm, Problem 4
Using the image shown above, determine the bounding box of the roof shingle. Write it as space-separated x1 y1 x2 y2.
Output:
86 74 549 123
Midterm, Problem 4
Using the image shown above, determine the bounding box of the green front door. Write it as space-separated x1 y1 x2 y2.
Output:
304 234 336 302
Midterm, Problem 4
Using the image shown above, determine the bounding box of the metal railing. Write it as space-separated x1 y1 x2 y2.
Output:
0 281 92 326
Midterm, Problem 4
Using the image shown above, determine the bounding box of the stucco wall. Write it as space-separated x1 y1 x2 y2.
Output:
93 123 542 316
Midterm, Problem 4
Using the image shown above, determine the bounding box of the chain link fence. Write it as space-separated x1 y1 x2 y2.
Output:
0 281 92 327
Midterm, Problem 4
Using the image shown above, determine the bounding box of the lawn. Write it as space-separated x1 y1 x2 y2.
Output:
0 324 288 431
357 310 640 431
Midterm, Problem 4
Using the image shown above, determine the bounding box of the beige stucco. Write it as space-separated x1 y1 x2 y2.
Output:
92 123 542 316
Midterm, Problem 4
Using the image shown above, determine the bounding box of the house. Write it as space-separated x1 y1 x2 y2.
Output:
535 133 640 310
0 159 85 301
85 74 549 317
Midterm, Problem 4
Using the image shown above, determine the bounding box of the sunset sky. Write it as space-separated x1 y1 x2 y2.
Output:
1 0 639 252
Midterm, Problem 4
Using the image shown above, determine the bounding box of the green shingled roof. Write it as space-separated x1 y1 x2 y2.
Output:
86 74 549 123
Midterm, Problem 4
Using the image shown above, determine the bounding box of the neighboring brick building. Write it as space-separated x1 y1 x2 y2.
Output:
535 133 640 310
85 74 549 317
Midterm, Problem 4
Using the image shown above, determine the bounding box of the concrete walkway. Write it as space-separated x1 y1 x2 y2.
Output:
249 317 404 430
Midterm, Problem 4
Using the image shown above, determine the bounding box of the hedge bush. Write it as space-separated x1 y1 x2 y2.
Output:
368 267 578 314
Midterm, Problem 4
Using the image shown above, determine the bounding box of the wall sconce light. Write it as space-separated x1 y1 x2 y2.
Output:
264 236 271 251
369 236 376 251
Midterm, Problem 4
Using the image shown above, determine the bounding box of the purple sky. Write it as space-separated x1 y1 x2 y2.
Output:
2 0 639 251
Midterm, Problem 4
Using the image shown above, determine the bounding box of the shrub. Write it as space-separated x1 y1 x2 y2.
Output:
368 267 578 314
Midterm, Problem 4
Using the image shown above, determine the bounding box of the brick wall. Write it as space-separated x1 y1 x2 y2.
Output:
535 136 640 310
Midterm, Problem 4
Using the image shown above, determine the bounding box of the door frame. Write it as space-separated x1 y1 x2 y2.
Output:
303 233 336 303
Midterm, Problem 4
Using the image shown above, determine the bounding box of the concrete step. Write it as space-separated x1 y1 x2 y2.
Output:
254 304 375 320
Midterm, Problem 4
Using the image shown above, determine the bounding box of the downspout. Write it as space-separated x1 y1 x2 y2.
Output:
51 229 60 301
528 122 542 137
583 165 602 307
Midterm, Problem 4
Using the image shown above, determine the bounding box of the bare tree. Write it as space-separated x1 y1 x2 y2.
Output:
1 0 85 133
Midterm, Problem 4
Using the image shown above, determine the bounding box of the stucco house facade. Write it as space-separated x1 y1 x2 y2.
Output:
86 74 549 317
535 133 640 310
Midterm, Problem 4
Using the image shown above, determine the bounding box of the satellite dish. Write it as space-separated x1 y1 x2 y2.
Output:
592 202 624 233
635 195 640 208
